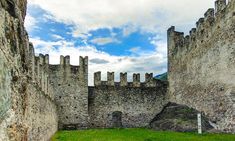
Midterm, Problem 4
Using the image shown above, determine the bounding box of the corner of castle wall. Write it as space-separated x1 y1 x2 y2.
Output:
167 0 234 61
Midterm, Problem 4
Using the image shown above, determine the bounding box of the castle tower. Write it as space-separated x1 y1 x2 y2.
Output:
48 56 89 129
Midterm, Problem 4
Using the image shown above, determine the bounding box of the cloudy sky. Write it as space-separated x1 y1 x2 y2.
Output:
25 0 215 86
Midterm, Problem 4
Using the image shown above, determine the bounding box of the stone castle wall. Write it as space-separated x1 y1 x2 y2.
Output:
168 0 235 133
1 0 235 140
0 2 167 139
88 72 168 128
0 0 58 140
48 55 89 130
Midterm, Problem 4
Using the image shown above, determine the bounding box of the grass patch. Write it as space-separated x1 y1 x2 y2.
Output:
51 128 235 141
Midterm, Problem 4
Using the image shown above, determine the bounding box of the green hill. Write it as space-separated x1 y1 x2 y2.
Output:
154 72 167 81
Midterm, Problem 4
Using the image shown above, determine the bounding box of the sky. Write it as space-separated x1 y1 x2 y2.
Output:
25 0 215 86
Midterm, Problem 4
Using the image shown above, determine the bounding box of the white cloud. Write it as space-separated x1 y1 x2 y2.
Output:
90 37 120 46
24 14 37 32
150 37 167 56
51 34 64 40
29 37 74 54
30 38 167 86
123 25 138 37
90 58 109 64
27 1 216 85
28 0 215 35
71 27 92 39
129 47 141 54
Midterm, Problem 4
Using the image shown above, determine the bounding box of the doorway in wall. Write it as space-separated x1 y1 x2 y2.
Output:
112 111 122 128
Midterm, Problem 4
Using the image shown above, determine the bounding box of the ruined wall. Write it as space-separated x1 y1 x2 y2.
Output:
0 0 58 140
89 72 167 128
168 0 235 133
49 56 89 130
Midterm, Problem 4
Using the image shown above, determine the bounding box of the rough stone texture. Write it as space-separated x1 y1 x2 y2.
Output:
89 72 168 128
150 102 213 132
1 0 234 139
0 0 58 140
24 83 58 141
168 0 235 133
49 56 89 130
0 2 167 138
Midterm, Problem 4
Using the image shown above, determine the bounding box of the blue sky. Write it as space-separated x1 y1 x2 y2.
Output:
25 0 214 85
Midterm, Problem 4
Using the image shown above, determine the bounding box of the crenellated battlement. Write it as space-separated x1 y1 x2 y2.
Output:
168 0 235 59
33 53 51 99
47 55 88 76
59 55 70 65
47 55 89 128
1 0 234 137
94 72 166 87
168 0 235 133
34 54 48 67
215 0 227 13
32 54 89 99
58 55 88 67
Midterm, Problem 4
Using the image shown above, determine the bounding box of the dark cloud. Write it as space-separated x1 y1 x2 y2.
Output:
90 58 109 64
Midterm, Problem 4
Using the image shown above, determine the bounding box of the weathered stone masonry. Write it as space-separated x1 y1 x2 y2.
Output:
48 55 89 130
0 1 167 137
0 0 58 141
168 0 235 133
89 72 167 128
1 0 235 140
47 61 167 130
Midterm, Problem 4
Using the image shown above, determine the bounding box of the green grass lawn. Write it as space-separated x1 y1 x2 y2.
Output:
51 128 235 141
